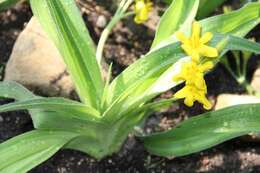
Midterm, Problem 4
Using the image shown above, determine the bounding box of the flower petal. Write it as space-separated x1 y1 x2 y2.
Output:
176 32 189 44
134 0 151 24
197 96 212 110
199 61 214 72
200 45 218 58
192 21 201 40
184 97 194 107
172 74 184 82
191 50 200 62
181 44 193 57
200 32 213 44
194 76 207 90
174 86 190 99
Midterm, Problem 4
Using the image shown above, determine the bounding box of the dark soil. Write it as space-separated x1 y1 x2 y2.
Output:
0 0 260 173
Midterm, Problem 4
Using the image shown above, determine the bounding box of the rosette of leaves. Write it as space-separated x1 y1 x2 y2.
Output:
0 0 260 172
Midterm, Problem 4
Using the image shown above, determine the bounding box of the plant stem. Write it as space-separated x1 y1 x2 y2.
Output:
96 16 120 65
244 82 255 95
242 57 249 78
225 63 238 81
96 0 134 66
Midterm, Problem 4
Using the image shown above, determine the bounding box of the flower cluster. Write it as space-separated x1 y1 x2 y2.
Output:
134 0 153 24
173 21 219 110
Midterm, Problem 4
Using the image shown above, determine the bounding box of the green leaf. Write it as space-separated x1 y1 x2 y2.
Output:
0 97 101 120
219 34 260 56
197 0 227 19
0 81 35 100
107 42 184 112
140 98 177 112
29 0 104 108
200 2 260 37
0 0 20 11
0 130 77 173
141 104 260 157
163 0 228 19
155 2 260 49
151 0 199 48
114 98 178 125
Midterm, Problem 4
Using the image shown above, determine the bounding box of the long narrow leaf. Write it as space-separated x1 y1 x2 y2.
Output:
156 2 260 49
0 130 77 173
30 0 104 108
197 0 227 19
200 2 260 37
108 42 184 105
0 97 101 120
141 104 260 157
151 0 199 48
164 0 227 19
0 81 35 100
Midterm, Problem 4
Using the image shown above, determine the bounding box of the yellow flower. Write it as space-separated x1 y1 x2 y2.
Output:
173 61 214 89
176 21 218 62
134 0 153 24
174 84 212 110
173 61 213 110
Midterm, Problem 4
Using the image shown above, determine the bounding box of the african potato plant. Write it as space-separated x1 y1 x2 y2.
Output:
0 0 260 172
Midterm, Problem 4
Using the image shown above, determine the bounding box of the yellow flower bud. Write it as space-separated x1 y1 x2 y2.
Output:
134 0 152 24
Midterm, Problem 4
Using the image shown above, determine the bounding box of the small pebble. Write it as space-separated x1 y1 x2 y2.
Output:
96 15 107 28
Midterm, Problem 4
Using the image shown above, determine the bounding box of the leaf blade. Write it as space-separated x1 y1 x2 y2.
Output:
151 0 199 48
0 130 77 173
0 97 101 120
30 0 103 108
156 2 260 49
141 104 260 157
197 0 227 19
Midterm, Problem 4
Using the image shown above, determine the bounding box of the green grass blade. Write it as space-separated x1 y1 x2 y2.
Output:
0 130 77 173
141 104 260 157
151 0 199 48
29 0 104 108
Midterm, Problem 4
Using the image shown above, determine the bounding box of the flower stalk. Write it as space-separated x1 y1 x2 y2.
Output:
96 0 134 66
173 21 219 109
